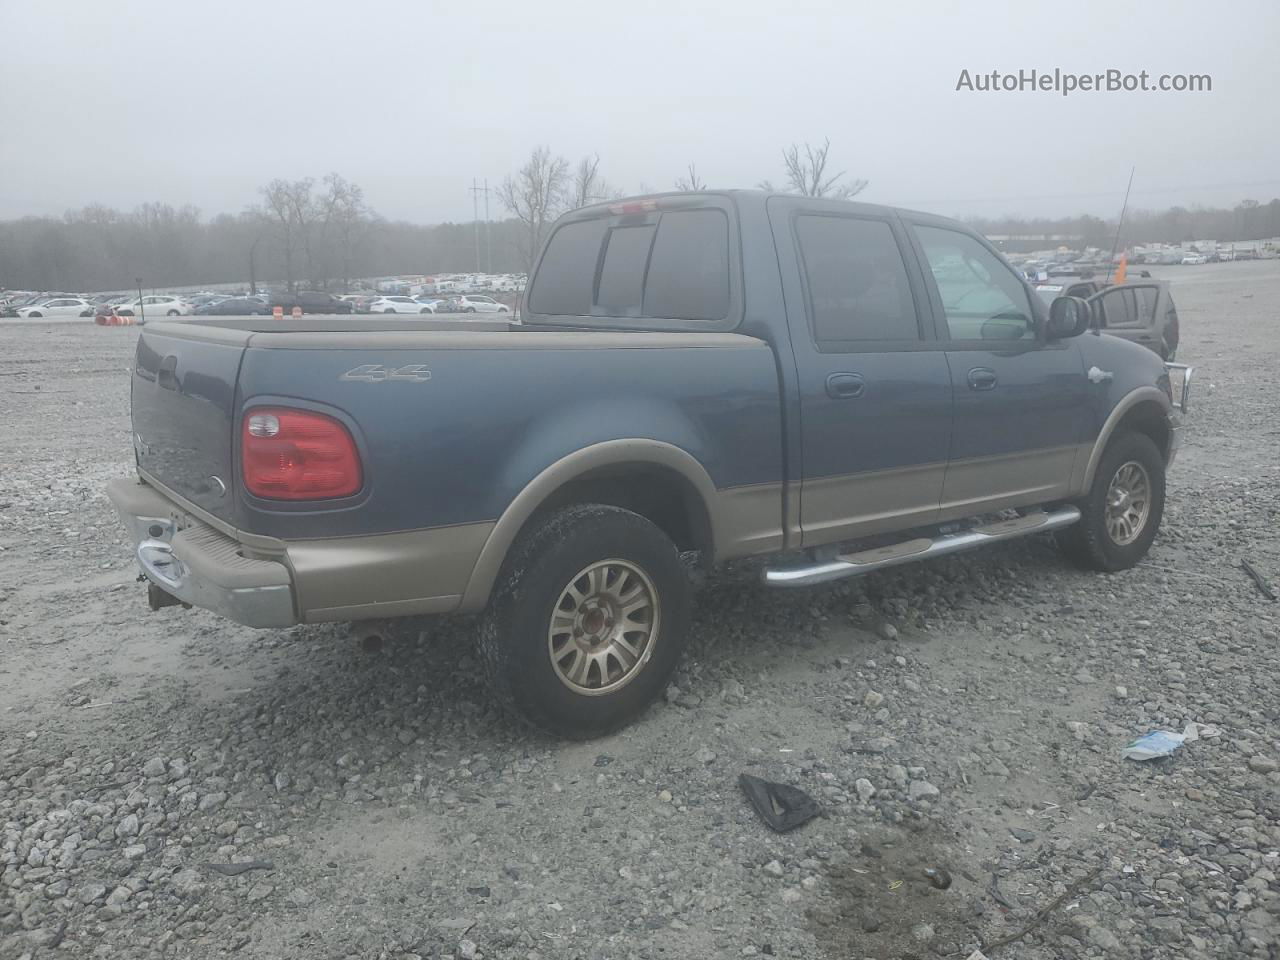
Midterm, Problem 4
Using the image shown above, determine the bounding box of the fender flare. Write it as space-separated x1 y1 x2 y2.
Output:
457 439 720 612
1078 386 1171 492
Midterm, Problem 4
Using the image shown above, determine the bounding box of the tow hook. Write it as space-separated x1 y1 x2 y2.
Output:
147 582 191 612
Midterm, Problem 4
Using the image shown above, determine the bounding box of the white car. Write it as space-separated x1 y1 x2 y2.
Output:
117 295 193 318
454 295 510 314
369 296 437 314
1180 254 1207 265
17 297 95 318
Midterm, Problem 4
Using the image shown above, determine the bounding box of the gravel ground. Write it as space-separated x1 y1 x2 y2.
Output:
2 261 1279 960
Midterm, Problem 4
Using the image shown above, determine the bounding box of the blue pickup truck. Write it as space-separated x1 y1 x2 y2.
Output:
108 191 1192 737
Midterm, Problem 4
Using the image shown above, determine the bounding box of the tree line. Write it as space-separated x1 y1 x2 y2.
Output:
0 140 867 292
9 138 1273 294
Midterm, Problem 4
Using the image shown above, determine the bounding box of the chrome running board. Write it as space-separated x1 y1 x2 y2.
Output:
762 506 1081 588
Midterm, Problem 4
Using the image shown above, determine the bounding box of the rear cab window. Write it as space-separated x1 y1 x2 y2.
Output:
526 196 739 331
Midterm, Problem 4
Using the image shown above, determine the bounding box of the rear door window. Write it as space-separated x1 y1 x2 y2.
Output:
795 215 920 344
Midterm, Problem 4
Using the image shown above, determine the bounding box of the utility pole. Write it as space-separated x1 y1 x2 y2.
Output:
470 179 481 273
484 178 492 273
469 179 495 274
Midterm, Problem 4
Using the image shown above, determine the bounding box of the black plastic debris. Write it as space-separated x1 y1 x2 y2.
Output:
738 773 821 833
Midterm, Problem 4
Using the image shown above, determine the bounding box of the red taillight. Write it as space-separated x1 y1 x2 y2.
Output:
241 407 362 500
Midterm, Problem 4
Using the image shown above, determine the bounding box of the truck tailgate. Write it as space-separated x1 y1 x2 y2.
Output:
132 325 247 522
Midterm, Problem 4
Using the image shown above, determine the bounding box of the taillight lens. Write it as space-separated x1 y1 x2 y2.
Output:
241 407 362 500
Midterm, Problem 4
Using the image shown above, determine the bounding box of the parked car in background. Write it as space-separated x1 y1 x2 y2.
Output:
200 297 274 316
1180 254 1207 265
116 295 193 318
1034 280 1179 361
368 296 435 314
453 295 510 314
269 291 354 314
17 297 96 318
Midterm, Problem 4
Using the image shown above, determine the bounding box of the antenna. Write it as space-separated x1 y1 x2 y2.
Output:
1105 166 1136 283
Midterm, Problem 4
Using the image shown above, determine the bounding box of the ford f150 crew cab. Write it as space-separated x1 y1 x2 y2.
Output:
108 191 1193 737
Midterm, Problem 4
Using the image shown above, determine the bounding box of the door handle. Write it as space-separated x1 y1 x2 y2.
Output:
826 372 866 399
967 367 998 391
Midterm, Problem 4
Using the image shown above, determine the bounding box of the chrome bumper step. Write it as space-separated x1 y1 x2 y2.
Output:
762 506 1082 588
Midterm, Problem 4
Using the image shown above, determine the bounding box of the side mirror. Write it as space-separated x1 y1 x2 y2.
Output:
1046 296 1091 340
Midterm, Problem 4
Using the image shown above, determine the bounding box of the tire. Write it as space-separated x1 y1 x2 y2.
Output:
479 504 691 739
27 311 42 318
1058 431 1165 572
167 310 179 316
420 307 433 314
464 307 476 314
384 308 396 314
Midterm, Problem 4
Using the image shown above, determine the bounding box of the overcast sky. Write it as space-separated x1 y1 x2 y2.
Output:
2 0 1277 224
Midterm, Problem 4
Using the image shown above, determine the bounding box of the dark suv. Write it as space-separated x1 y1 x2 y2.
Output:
269 291 354 314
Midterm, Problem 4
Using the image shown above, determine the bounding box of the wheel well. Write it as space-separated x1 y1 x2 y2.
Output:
1116 400 1171 460
531 464 713 557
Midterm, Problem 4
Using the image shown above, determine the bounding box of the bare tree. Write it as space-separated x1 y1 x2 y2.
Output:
760 139 867 199
316 173 370 291
674 163 706 192
261 178 315 292
569 154 616 209
499 146 570 272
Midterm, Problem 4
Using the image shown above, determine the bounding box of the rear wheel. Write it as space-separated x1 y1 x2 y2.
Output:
166 310 179 316
479 504 691 739
384 308 396 314
1058 431 1165 572
420 307 433 314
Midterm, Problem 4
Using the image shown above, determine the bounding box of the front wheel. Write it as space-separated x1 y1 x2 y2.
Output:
26 311 42 318
1058 431 1165 572
384 308 396 314
479 504 691 739
167 310 179 316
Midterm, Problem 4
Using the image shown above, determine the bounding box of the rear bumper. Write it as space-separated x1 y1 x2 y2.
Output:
108 478 296 627
107 477 492 627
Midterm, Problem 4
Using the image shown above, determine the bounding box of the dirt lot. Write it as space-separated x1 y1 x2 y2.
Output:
2 262 1279 960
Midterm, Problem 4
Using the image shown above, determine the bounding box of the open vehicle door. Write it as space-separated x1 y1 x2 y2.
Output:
1088 281 1179 361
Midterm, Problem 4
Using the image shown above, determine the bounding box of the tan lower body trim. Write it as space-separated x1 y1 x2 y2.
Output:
938 444 1083 519
288 521 494 622
801 463 946 547
714 482 786 559
799 445 1090 548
